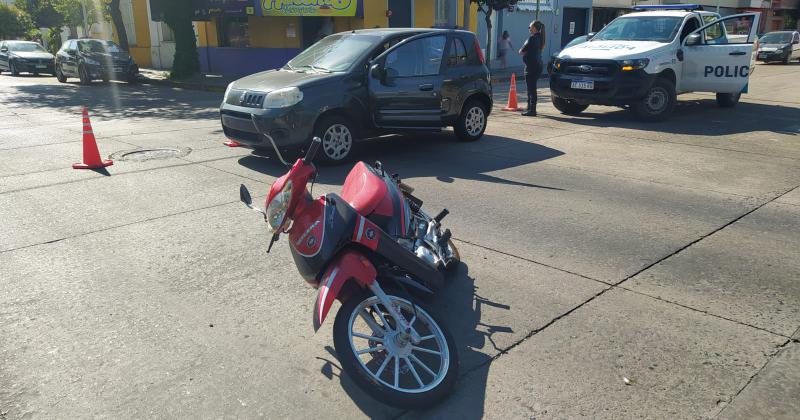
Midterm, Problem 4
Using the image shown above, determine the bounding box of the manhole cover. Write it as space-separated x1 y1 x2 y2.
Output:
111 147 191 162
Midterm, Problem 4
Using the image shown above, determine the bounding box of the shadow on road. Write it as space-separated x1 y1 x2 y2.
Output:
237 132 566 191
545 98 799 136
313 260 511 418
6 80 221 120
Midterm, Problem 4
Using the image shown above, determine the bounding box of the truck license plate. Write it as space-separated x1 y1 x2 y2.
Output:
571 80 594 90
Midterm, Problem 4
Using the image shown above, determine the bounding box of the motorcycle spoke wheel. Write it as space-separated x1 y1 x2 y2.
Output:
348 296 449 393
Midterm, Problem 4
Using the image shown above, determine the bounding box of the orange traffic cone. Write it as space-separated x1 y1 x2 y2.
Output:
501 73 521 112
73 106 113 169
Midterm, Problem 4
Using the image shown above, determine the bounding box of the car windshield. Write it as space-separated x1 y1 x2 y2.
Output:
760 32 792 44
594 16 683 43
8 42 47 52
286 34 380 72
564 35 588 49
78 40 121 53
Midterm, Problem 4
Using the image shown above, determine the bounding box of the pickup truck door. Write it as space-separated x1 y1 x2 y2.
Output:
368 33 447 128
680 13 759 94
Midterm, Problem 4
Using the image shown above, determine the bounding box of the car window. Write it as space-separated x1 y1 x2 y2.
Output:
7 42 46 52
385 35 446 77
760 32 792 44
68 40 77 50
289 33 381 72
680 18 700 42
702 15 725 44
594 16 683 43
446 38 468 67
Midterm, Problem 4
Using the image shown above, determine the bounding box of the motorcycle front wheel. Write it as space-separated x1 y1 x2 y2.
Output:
333 291 458 409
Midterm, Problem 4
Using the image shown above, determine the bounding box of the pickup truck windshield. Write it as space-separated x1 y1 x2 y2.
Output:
287 34 380 72
594 16 683 43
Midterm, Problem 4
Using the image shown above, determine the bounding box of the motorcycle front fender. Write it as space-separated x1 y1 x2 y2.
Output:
312 250 376 332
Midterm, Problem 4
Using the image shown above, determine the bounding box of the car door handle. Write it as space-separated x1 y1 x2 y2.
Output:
729 51 747 56
418 84 434 91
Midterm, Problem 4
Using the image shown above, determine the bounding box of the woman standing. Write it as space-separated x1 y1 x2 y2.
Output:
519 21 546 116
497 31 513 69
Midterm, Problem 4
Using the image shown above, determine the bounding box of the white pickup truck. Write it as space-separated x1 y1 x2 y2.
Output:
549 5 760 121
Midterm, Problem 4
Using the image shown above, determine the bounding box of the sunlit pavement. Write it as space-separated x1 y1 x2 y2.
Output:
1 63 799 419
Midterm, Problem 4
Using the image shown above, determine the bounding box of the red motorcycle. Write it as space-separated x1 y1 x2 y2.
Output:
239 137 460 408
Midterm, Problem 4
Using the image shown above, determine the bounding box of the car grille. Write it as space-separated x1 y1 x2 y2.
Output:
561 60 617 76
225 89 266 108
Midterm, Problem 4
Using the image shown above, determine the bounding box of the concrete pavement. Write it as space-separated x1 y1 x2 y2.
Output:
1 63 799 419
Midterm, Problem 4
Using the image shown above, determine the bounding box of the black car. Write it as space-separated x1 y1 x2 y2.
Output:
0 40 55 76
757 31 800 64
55 39 139 84
220 28 492 164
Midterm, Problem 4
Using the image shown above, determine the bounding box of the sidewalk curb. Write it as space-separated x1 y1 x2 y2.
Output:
139 77 226 93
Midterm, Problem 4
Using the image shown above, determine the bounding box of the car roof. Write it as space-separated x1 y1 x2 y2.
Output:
337 28 469 40
622 11 696 18
764 31 796 34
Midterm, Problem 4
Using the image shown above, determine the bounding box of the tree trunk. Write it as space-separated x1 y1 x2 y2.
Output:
108 0 129 51
163 0 200 79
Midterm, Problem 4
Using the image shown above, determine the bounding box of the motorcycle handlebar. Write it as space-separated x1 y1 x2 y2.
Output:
303 137 322 164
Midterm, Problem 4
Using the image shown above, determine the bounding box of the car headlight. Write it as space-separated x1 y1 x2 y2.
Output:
84 57 100 66
264 87 303 109
266 180 292 233
619 58 649 71
224 82 234 103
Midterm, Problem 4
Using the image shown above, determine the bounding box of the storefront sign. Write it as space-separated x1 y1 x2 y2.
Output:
192 0 257 20
515 0 554 12
258 0 362 17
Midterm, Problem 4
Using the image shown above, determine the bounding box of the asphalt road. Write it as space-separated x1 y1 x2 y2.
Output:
1 63 799 419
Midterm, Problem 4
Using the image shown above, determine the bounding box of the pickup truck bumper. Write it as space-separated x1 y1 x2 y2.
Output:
550 60 657 106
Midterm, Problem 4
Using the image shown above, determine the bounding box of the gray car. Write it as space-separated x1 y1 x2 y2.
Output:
220 28 492 164
757 31 800 64
0 41 55 76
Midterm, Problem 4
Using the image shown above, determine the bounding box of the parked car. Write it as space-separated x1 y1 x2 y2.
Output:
0 40 55 76
757 31 800 64
55 39 139 84
220 28 492 164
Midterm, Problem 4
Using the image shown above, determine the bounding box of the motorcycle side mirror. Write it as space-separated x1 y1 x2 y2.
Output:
240 184 253 206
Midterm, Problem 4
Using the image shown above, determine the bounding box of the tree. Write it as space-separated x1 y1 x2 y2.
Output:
53 0 98 29
157 0 200 78
103 0 129 51
0 4 35 40
14 0 63 28
471 0 518 70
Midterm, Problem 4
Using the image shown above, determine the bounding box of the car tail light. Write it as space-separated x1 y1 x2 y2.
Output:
473 37 485 64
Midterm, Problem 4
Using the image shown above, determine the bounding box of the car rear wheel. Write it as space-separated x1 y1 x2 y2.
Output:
78 64 91 85
10 61 19 76
314 115 356 165
716 92 741 108
56 65 67 83
630 77 675 122
552 96 589 115
454 99 487 142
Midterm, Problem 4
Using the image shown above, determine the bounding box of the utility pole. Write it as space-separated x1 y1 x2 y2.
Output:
81 0 89 37
536 0 541 20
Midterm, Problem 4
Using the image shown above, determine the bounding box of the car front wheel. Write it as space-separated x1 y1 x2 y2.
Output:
314 115 357 165
454 99 487 142
10 61 20 76
552 96 589 115
630 77 676 122
56 65 67 83
78 64 91 85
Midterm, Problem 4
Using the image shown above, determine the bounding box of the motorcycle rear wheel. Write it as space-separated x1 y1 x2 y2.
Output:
333 290 458 409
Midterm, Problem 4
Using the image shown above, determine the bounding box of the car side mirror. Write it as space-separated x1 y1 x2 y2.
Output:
587 32 596 40
793 39 799 45
685 33 702 46
0 47 7 53
369 63 384 80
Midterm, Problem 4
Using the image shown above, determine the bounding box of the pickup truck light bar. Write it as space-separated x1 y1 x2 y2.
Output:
631 4 703 11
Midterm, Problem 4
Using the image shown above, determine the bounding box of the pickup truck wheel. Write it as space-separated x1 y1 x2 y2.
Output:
631 78 675 122
716 92 741 108
314 115 356 165
552 96 589 115
454 99 487 142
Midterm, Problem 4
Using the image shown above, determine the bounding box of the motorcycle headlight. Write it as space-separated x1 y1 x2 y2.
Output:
619 58 649 71
266 180 292 233
264 87 303 109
